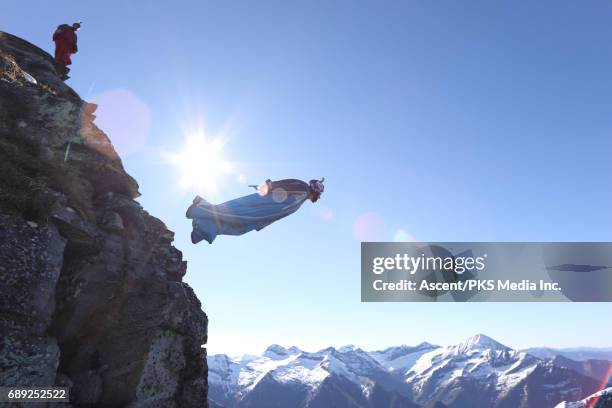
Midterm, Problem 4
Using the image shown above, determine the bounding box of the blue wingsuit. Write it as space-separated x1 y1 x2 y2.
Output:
186 179 312 244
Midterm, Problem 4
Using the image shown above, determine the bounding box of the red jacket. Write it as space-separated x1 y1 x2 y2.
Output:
53 25 78 66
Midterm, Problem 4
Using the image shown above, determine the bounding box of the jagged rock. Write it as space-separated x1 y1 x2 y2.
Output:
100 191 144 220
68 141 141 199
73 370 103 404
0 215 66 334
0 215 65 388
0 334 60 387
101 210 125 232
0 32 208 407
51 205 101 253
133 330 187 407
0 31 78 99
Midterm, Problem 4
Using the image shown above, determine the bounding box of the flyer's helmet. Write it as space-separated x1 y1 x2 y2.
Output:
309 178 324 202
309 178 325 194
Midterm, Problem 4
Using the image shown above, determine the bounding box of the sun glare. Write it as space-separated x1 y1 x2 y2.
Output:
166 135 233 193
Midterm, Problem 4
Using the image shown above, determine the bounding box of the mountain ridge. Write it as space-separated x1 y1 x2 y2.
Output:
524 346 612 362
209 334 609 408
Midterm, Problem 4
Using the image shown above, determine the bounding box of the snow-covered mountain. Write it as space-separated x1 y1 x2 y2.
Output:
555 387 612 408
398 334 600 407
208 334 608 408
209 343 419 407
524 347 612 363
370 342 438 373
547 355 612 386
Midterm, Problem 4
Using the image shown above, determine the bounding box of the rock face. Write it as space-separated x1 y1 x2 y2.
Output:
0 32 208 407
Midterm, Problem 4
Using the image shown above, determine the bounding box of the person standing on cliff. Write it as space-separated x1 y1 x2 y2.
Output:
52 22 81 79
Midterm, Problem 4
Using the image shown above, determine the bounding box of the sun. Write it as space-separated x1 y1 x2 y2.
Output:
165 135 233 193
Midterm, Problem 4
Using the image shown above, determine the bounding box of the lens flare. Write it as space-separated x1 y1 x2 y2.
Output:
588 365 612 408
164 134 233 193
91 89 151 156
257 183 269 196
353 212 387 242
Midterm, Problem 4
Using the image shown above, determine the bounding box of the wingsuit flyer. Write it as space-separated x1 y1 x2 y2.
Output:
1 2 611 407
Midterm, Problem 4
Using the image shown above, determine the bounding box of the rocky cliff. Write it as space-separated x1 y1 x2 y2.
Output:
0 32 208 407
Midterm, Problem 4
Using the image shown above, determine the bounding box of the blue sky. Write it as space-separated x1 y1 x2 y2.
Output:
3 0 612 355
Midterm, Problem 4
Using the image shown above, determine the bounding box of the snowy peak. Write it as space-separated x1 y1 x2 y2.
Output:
375 343 438 359
454 333 509 353
371 343 440 373
263 344 301 359
263 344 287 356
338 344 358 353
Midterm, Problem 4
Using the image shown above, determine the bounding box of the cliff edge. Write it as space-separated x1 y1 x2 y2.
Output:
0 32 208 407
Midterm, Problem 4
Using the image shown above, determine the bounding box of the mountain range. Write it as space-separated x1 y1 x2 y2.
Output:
208 334 612 408
524 347 612 363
